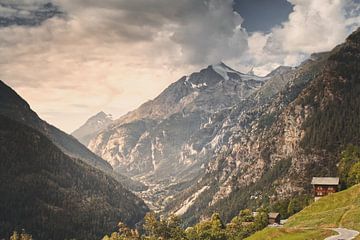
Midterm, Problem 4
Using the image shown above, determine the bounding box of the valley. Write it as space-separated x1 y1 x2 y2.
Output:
73 28 360 226
0 1 359 238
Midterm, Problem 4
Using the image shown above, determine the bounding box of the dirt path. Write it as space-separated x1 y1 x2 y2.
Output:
324 228 359 240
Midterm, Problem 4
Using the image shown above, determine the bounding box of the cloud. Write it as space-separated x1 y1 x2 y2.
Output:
0 0 359 131
246 0 360 75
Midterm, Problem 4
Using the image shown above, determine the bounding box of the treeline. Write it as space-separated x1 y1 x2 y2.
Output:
0 115 147 240
103 209 269 240
9 230 32 240
338 145 360 189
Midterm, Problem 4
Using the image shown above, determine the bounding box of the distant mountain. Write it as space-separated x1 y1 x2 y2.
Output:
0 115 148 240
72 111 113 146
0 80 111 172
165 28 360 224
85 62 281 210
0 80 146 191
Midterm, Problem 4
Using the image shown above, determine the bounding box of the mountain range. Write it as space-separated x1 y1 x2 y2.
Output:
1 25 359 240
78 28 360 222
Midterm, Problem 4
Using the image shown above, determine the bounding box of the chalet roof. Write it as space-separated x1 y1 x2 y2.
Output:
268 212 280 219
311 177 339 185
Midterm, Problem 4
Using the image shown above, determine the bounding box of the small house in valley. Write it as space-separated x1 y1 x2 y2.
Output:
311 177 339 200
268 212 281 225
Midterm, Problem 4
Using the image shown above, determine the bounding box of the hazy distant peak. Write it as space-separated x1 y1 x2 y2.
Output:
91 111 113 121
72 111 113 145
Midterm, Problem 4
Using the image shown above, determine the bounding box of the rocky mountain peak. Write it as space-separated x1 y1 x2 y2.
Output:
72 111 113 146
88 111 113 123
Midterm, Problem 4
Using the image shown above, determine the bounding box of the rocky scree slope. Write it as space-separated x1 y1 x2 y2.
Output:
165 29 360 224
86 63 276 209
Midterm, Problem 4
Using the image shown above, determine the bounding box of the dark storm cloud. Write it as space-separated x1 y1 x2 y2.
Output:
0 0 359 131
0 1 63 27
56 0 249 64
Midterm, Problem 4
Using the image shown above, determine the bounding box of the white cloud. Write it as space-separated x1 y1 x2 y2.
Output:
0 0 359 131
247 0 360 75
1 0 248 132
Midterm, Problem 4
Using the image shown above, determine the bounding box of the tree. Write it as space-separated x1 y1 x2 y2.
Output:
348 162 360 186
10 231 19 240
186 213 227 240
143 212 186 240
238 209 254 222
10 230 32 240
338 145 360 188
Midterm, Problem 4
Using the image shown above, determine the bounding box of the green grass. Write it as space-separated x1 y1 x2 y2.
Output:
246 227 334 240
286 184 360 230
246 184 360 240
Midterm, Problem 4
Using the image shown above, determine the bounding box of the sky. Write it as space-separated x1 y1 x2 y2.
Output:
0 0 359 133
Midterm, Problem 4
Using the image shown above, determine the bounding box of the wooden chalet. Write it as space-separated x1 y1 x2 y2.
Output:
311 177 339 200
268 212 281 225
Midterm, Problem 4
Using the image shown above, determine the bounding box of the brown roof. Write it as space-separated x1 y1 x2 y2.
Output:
311 177 339 185
268 212 280 219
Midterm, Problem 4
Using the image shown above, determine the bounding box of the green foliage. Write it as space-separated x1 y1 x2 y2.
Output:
270 195 312 220
247 184 360 239
187 213 227 240
0 115 148 240
203 158 292 223
300 31 360 152
287 196 312 217
143 212 186 240
338 145 360 189
104 210 270 240
101 222 140 240
9 230 32 240
348 162 360 186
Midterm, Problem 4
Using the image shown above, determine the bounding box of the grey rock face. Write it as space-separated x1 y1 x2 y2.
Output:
166 29 360 224
85 63 284 210
72 111 113 146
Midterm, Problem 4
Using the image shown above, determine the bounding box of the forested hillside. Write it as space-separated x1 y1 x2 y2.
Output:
0 115 148 240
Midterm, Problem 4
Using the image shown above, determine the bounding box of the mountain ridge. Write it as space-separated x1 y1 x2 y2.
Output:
0 80 146 191
0 114 149 240
83 62 293 211
165 28 360 224
72 111 113 146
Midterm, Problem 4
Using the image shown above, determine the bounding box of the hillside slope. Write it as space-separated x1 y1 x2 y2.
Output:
166 28 360 224
84 63 292 211
0 115 148 240
0 80 111 172
247 184 360 240
0 80 145 191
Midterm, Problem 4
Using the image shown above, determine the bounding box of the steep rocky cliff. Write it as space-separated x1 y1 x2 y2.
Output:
84 63 296 210
166 29 360 224
72 111 113 146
